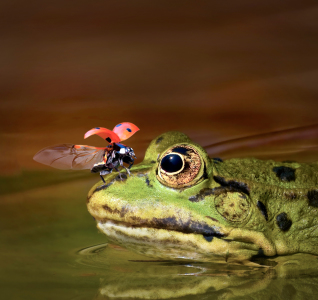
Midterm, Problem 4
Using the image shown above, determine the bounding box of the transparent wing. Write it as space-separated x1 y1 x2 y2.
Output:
204 124 318 162
33 144 105 170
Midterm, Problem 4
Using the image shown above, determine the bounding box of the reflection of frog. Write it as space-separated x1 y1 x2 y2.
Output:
96 254 318 300
87 132 318 263
79 243 318 300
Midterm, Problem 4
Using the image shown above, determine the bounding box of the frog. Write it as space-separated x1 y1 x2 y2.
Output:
86 131 318 264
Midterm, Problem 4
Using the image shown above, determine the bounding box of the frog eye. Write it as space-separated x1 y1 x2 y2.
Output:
160 153 184 175
157 145 203 188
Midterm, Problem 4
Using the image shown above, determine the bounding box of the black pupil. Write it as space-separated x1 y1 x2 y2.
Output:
161 154 183 173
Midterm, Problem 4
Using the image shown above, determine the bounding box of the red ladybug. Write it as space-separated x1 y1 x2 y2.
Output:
34 122 139 182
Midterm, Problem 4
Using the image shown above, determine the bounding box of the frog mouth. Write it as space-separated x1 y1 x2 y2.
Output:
95 218 275 259
89 205 274 259
95 219 264 264
96 217 225 242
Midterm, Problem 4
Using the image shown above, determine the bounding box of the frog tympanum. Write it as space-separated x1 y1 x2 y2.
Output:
87 132 318 263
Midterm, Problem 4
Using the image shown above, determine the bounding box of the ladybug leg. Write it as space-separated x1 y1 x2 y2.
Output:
124 159 134 176
128 160 134 170
119 157 131 176
123 166 130 175
100 174 106 184
114 167 123 180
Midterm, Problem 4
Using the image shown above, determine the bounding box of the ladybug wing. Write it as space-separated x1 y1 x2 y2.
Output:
33 144 105 170
112 122 140 142
204 124 318 162
84 127 121 143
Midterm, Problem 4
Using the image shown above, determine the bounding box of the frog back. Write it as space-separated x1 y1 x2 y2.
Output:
214 158 318 190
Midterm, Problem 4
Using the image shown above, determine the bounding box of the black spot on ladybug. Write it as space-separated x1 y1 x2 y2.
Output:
156 136 164 144
126 128 132 132
213 176 250 195
272 166 295 182
276 212 292 231
307 190 318 207
105 137 112 143
213 158 223 163
116 124 122 127
95 127 100 129
257 201 268 221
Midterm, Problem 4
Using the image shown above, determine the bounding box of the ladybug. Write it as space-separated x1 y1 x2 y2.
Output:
33 122 139 182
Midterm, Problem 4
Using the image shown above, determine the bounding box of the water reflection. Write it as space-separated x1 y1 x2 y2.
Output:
77 243 318 300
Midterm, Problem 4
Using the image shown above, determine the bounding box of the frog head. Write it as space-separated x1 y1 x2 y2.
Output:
87 132 276 263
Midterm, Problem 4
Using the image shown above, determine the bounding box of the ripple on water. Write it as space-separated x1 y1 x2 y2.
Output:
76 243 114 269
76 243 209 275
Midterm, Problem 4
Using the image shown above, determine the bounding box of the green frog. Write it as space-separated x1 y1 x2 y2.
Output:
87 132 318 264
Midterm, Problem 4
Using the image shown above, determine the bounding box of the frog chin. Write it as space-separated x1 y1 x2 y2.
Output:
96 219 262 264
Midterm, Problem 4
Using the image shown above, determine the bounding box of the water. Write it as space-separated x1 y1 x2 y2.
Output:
1 175 317 300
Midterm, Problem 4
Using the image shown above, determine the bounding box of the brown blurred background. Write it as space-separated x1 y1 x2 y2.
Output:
1 0 318 176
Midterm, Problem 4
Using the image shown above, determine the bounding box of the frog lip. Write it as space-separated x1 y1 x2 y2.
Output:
95 203 225 237
96 218 225 240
